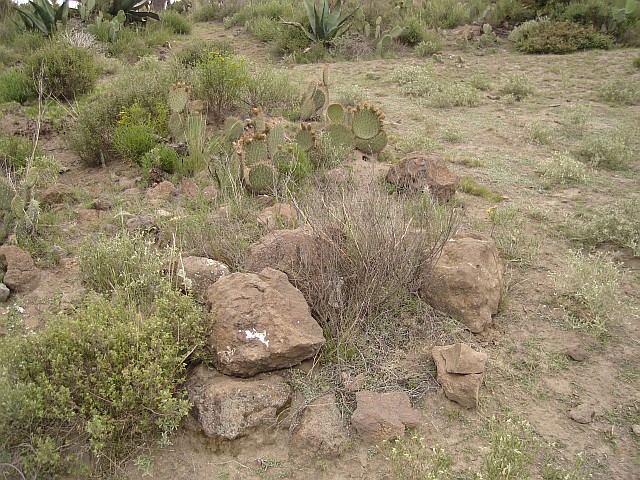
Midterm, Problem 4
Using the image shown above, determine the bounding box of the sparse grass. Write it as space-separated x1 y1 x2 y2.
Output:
393 66 480 107
526 122 555 145
570 199 640 256
468 73 492 91
459 176 503 202
160 10 193 34
553 250 622 337
489 205 542 265
333 83 365 106
483 416 537 480
559 105 590 139
599 79 640 105
383 435 453 480
537 152 590 187
634 56 640 69
541 452 592 480
577 130 633 170
0 67 34 104
395 134 437 155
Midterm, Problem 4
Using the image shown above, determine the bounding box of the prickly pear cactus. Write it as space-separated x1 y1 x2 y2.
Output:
355 129 388 154
324 123 356 150
223 116 244 142
296 124 316 151
267 123 285 157
352 104 383 140
326 103 345 123
168 82 190 114
238 133 269 167
245 163 277 195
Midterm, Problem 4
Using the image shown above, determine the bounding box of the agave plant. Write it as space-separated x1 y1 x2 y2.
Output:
282 0 359 45
13 0 69 36
108 0 160 22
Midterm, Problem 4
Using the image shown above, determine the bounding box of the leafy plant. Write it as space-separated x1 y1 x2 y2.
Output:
13 0 69 36
282 0 359 46
0 67 34 103
160 10 192 34
508 19 612 54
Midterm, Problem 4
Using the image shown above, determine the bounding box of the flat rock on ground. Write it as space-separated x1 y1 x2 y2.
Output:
432 344 487 409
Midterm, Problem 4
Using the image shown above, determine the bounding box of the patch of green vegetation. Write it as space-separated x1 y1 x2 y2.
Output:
509 19 612 54
599 79 640 105
459 176 503 202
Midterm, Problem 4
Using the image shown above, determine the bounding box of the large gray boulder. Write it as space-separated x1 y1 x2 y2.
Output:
205 267 325 377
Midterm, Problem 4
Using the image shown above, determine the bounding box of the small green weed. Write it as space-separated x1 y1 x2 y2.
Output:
526 122 555 145
541 452 592 480
459 176 503 202
0 67 34 103
634 56 640 69
468 74 492 91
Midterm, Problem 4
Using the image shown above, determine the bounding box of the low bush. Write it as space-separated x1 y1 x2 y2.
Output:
175 39 234 67
0 67 34 103
554 250 621 336
141 144 180 181
160 10 193 34
577 130 633 170
224 0 294 27
248 16 281 42
272 23 310 55
599 79 640 105
66 57 176 165
0 133 39 171
537 152 589 187
423 0 470 29
548 0 611 30
111 101 167 163
634 56 640 69
499 73 534 97
572 199 640 257
509 19 612 54
244 65 302 113
190 3 219 22
194 52 249 122
0 280 205 477
26 40 100 99
399 16 428 46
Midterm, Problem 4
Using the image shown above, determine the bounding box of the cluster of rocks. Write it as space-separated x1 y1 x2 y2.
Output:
0 245 41 302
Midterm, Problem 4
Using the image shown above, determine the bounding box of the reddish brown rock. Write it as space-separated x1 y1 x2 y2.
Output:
257 203 299 230
421 234 503 333
386 153 459 203
39 184 76 206
205 267 325 377
145 180 176 203
441 343 488 374
351 391 421 445
186 365 291 440
432 344 486 409
568 404 595 424
0 245 40 293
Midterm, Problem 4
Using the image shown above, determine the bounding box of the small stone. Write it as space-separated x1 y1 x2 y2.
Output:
566 347 588 362
632 425 640 436
0 283 10 302
441 343 488 374
568 404 595 424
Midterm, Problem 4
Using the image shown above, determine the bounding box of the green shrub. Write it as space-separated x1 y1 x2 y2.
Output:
399 16 427 45
160 10 193 34
190 3 219 22
599 79 640 105
175 39 234 67
141 144 179 180
26 40 100 99
537 152 589 187
106 27 154 61
224 0 294 27
423 0 470 28
486 0 536 25
578 130 633 170
0 280 205 477
194 51 249 121
273 23 310 55
248 16 281 42
415 39 442 56
0 67 34 103
500 73 534 97
66 57 176 165
78 232 164 297
634 56 640 69
245 65 302 113
549 0 610 29
509 19 612 54
554 250 621 336
573 199 640 257
111 101 166 163
0 133 39 171
468 73 492 91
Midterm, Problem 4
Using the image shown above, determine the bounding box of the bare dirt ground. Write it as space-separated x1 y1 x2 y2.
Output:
1 21 639 480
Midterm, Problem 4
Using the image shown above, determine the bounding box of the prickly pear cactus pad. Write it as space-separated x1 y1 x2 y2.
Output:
168 112 185 142
267 123 285 156
168 83 190 114
247 163 276 195
296 124 315 151
312 86 328 111
223 117 244 142
324 124 356 150
352 105 383 140
300 98 317 121
241 135 269 166
326 103 345 123
355 129 388 154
